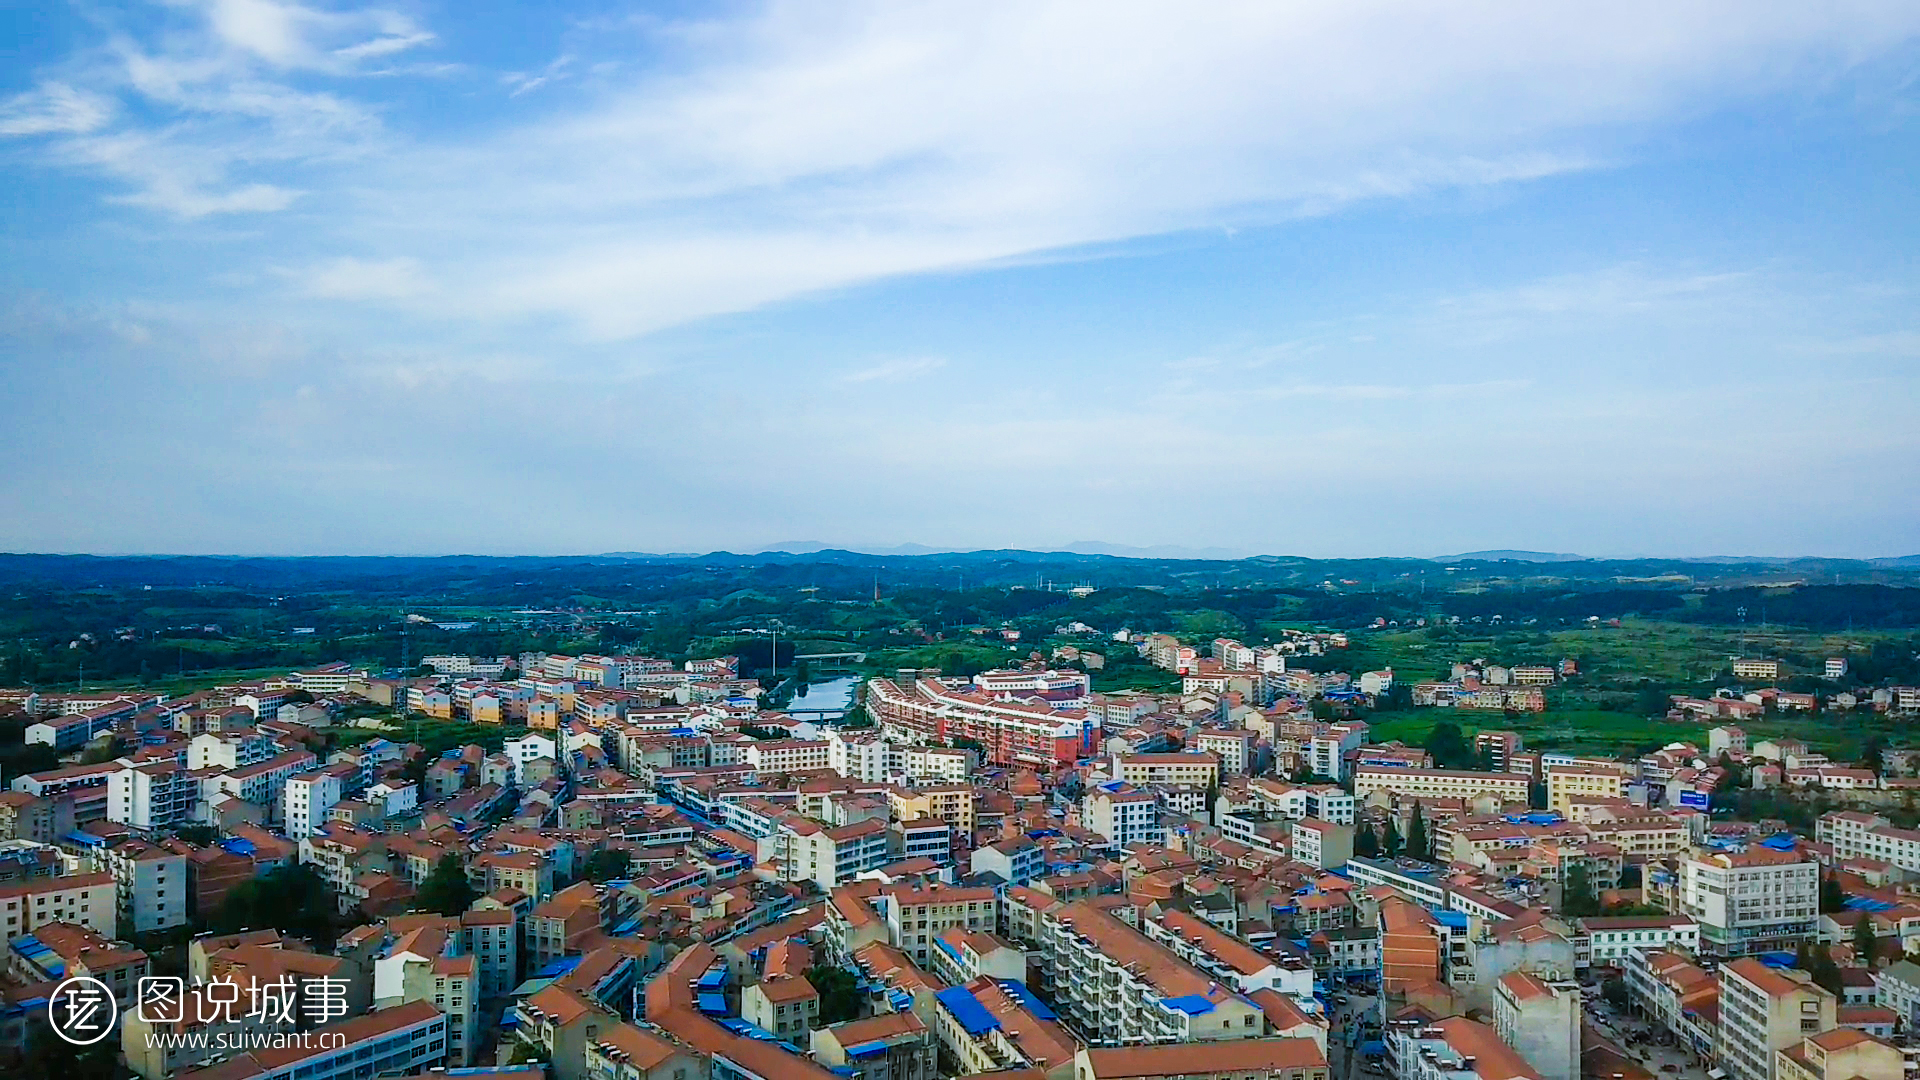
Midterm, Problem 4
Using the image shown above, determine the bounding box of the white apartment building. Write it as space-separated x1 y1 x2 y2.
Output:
97 840 186 934
1084 785 1160 850
506 732 559 780
1678 847 1818 958
1718 958 1836 1080
283 768 345 839
190 730 277 770
0 871 118 939
1388 1016 1542 1080
1028 899 1263 1044
771 817 891 892
746 738 833 776
108 759 198 830
1493 972 1580 1080
1817 812 1920 876
1291 820 1354 870
1352 766 1530 805
1577 915 1700 968
1733 659 1783 681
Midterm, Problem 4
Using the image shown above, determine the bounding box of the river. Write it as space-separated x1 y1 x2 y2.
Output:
784 674 859 716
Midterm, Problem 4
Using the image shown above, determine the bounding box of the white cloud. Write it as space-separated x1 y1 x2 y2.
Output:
0 83 113 137
841 356 946 383
11 1 1920 323
298 256 432 300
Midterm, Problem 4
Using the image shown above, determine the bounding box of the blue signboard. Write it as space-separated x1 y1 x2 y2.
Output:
1679 790 1710 810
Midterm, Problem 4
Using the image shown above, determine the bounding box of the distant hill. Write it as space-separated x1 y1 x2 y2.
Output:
1433 550 1589 563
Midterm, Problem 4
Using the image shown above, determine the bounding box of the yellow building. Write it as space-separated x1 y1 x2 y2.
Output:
1351 766 1529 805
889 785 976 832
1546 766 1627 814
1114 753 1221 789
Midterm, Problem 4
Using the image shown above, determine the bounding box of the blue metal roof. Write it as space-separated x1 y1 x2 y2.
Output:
697 993 729 1015
936 986 998 1036
996 980 1056 1019
537 956 583 978
1757 952 1798 968
1847 897 1894 912
1435 911 1470 929
1161 994 1215 1015
844 1041 892 1058
697 967 728 990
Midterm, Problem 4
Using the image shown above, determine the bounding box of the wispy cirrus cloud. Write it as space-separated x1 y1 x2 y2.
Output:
7 2 1920 332
841 356 946 383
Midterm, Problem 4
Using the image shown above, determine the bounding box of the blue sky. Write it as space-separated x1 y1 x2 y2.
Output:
2 1 1917 558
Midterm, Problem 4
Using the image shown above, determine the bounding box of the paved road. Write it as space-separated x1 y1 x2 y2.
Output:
1585 995 1711 1080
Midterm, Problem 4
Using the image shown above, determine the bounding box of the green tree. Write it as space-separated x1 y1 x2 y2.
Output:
1355 821 1380 858
1383 815 1403 858
1862 735 1888 777
1854 915 1880 968
1562 862 1599 918
210 864 345 950
584 848 633 883
1795 940 1813 971
1602 976 1629 1009
1811 944 1843 996
1407 802 1430 863
414 852 476 916
22 1017 121 1080
1423 722 1471 769
1820 874 1848 914
807 964 863 1024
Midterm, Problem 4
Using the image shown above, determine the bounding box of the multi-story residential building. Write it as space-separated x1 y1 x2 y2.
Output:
1511 666 1558 686
8 921 148 1014
1074 1040 1329 1080
1577 915 1699 969
1290 820 1354 870
1027 899 1263 1043
0 792 56 843
283 766 347 839
867 677 1099 770
889 785 975 832
1113 752 1221 788
744 972 819 1041
811 1012 939 1080
0 871 117 938
1084 784 1160 850
585 1022 707 1080
1194 729 1260 776
1492 972 1580 1080
172 999 450 1080
1387 1016 1541 1080
1874 960 1920 1030
373 918 481 1065
773 817 891 892
1734 659 1783 681
970 837 1044 886
746 738 833 776
1775 1029 1902 1080
1140 908 1314 999
1678 847 1819 958
930 975 1078 1080
108 759 199 830
1545 765 1626 814
875 884 998 969
1352 767 1530 805
1623 949 1719 1059
1474 731 1525 773
1817 812 1920 877
96 838 186 934
1719 959 1837 1080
